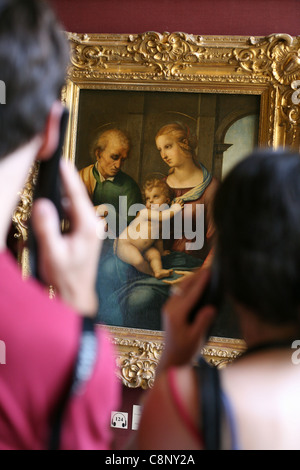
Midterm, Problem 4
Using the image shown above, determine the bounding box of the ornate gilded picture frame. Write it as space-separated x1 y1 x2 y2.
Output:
14 32 300 388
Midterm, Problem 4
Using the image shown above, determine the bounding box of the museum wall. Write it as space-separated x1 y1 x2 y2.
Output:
47 0 299 450
49 0 299 37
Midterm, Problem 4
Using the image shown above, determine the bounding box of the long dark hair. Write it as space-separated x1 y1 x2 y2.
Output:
214 148 300 325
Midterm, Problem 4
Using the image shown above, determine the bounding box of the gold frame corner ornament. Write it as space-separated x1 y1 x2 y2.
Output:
111 327 246 389
13 32 300 388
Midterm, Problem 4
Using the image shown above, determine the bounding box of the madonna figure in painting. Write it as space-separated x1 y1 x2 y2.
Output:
155 123 218 267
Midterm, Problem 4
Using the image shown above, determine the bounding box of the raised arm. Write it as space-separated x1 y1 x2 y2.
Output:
142 200 184 223
131 269 217 450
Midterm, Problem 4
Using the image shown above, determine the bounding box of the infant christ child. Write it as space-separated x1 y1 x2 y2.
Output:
115 178 183 279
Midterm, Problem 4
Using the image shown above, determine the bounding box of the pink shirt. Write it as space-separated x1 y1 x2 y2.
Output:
0 250 120 450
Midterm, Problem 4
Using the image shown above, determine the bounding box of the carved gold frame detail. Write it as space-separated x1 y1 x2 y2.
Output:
13 32 300 388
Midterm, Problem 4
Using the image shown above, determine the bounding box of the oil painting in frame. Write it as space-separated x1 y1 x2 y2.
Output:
14 32 300 388
74 87 260 333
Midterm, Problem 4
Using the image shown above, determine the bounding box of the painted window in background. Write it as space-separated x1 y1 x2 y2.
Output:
222 114 259 179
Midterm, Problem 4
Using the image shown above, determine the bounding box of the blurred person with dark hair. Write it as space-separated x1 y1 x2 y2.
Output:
135 148 300 450
0 0 120 450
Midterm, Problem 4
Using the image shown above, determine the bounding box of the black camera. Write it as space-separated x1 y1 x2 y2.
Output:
187 261 223 323
28 108 69 281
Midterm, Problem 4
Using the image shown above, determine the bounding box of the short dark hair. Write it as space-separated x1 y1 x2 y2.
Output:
214 148 300 325
0 0 69 158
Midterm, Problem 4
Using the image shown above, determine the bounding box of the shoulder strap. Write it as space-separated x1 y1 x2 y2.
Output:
49 316 98 450
196 356 221 450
